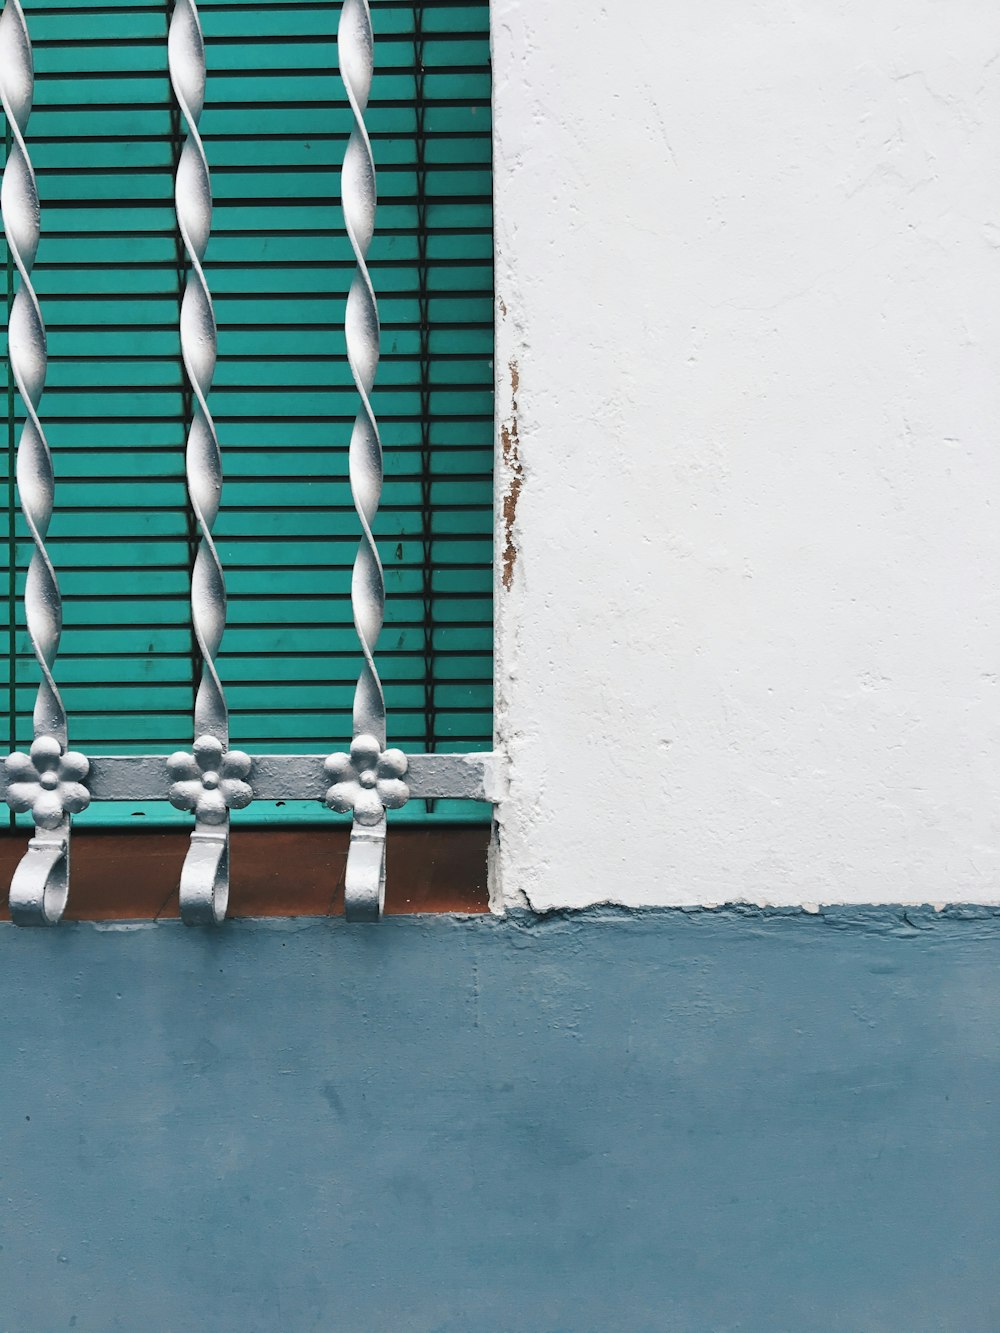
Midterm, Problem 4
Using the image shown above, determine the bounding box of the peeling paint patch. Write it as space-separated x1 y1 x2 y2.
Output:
501 357 523 591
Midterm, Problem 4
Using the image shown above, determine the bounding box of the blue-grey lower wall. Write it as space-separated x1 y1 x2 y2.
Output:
2 909 999 1332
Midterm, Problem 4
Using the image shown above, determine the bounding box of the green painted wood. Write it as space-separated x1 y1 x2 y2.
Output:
2 0 493 827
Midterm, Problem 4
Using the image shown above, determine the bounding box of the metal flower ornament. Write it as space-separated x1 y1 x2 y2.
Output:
5 737 91 829
324 735 409 826
167 736 253 824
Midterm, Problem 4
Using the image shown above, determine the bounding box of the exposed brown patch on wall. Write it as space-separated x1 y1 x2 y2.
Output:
501 357 523 591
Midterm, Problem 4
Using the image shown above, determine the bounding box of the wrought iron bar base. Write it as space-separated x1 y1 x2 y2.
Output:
9 823 68 926
345 817 386 922
180 823 230 925
2 752 498 925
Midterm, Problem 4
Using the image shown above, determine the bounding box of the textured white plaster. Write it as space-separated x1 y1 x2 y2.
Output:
492 0 1000 908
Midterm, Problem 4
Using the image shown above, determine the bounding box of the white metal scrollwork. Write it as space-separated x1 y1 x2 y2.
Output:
324 735 409 825
335 0 398 920
0 0 501 926
168 0 239 924
5 738 90 828
0 0 86 924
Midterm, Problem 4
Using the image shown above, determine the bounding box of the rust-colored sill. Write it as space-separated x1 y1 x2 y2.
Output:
0 826 490 920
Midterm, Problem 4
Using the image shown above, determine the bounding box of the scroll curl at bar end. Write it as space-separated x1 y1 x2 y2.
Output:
345 817 386 922
9 825 69 926
179 824 230 926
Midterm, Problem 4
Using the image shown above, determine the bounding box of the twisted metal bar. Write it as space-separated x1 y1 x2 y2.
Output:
0 0 61 746
169 0 233 923
1 0 80 924
339 0 391 920
169 0 223 744
341 0 384 748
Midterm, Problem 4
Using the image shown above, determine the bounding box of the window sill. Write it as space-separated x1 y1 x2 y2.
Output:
0 826 490 921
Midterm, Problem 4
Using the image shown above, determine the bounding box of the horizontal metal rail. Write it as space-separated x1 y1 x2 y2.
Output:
0 751 499 805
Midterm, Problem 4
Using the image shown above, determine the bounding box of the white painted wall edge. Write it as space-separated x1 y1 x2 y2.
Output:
489 0 1000 910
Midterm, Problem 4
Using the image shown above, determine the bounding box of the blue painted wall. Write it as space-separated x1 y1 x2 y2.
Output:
2 909 999 1331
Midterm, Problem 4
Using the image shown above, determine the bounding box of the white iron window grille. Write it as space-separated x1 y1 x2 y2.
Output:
0 0 499 926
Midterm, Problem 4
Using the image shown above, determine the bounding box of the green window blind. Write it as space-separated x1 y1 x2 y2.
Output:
2 0 494 827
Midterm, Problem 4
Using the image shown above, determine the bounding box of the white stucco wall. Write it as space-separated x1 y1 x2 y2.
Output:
491 0 1000 909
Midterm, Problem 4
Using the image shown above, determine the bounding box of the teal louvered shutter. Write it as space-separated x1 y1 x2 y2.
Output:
1 0 493 827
